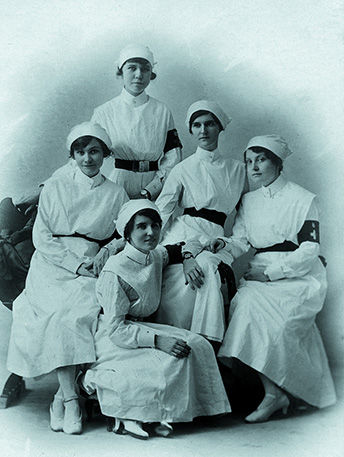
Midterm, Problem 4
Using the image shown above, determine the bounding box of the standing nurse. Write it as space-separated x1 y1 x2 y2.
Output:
14 44 182 212
91 44 182 200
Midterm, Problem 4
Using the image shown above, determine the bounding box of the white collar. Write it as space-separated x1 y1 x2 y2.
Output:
120 88 149 107
261 174 287 198
124 242 152 266
195 146 221 163
74 168 104 189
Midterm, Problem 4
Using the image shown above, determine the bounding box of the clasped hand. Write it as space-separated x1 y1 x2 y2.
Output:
155 335 191 358
203 238 225 254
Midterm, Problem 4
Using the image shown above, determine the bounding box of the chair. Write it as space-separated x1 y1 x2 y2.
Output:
0 198 36 408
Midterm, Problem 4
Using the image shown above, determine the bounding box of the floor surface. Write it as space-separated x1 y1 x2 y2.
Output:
1 305 343 457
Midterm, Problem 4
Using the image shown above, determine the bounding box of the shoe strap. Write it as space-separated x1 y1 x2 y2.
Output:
64 396 79 404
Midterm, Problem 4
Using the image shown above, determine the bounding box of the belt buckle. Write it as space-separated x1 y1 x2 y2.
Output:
138 160 149 172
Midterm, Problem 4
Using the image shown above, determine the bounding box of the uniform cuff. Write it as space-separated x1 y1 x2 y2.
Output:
137 328 156 348
182 239 203 258
145 179 163 200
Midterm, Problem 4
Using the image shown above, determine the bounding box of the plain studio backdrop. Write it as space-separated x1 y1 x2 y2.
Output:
0 0 343 409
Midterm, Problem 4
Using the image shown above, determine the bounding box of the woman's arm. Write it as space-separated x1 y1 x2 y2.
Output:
98 271 156 349
143 112 182 200
144 147 182 201
264 200 322 281
32 182 86 274
155 168 183 230
203 202 251 261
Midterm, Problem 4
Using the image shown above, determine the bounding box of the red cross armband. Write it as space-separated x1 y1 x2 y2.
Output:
297 220 320 244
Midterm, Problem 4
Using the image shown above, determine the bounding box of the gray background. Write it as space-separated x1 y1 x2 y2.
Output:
0 0 343 455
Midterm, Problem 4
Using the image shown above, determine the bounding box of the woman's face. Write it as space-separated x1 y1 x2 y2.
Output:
121 59 152 96
191 113 221 151
129 214 161 253
73 138 104 177
245 149 280 187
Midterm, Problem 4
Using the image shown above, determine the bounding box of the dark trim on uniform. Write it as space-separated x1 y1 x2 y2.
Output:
183 207 227 227
114 159 159 172
52 230 120 247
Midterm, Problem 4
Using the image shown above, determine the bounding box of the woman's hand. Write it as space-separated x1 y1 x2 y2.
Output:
155 335 191 358
77 261 96 278
203 238 225 254
244 265 269 282
183 258 205 290
93 239 126 276
93 248 110 276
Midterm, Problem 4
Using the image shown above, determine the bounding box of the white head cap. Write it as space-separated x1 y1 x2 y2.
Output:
245 135 293 160
115 200 161 238
117 44 155 70
185 100 232 131
66 122 111 151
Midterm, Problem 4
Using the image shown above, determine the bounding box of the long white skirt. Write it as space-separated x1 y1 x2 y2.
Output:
7 246 100 378
83 317 231 422
156 249 233 342
218 258 336 408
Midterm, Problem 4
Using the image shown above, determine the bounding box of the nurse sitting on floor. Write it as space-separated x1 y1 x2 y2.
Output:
82 200 231 440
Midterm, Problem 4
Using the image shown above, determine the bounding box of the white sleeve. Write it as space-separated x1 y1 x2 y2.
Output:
155 168 183 229
32 184 84 273
264 199 321 280
145 146 182 200
221 203 251 261
97 272 156 349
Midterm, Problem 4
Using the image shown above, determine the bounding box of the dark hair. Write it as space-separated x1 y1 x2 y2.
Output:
116 58 157 80
244 146 283 172
70 136 112 158
189 110 223 134
124 208 162 240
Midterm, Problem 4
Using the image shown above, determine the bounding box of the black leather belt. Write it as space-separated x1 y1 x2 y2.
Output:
183 207 227 227
115 159 159 172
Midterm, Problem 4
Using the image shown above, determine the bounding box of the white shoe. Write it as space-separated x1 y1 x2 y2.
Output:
49 395 64 432
154 421 173 437
119 419 149 440
63 397 82 435
245 393 290 423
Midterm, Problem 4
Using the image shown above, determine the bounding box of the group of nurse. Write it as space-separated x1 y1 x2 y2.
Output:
7 43 336 440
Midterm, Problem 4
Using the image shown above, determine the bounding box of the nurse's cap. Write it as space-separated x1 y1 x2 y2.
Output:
115 199 161 238
66 122 112 151
117 44 155 70
185 100 232 131
245 135 293 161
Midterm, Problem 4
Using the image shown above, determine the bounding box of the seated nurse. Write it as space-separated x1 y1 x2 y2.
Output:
155 100 246 348
7 122 128 435
205 134 337 422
